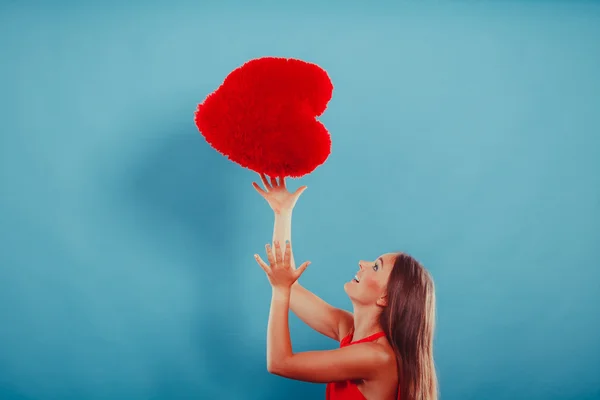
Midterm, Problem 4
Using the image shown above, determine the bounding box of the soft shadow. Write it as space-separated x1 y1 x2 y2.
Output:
125 120 320 399
0 385 37 400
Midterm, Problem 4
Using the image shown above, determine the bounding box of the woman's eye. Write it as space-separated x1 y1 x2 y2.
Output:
373 264 379 271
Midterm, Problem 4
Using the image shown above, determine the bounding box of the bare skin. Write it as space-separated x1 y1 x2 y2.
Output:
253 174 399 400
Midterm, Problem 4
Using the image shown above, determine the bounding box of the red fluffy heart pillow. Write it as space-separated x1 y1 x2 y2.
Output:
194 57 333 178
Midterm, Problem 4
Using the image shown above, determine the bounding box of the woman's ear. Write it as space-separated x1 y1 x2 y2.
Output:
376 294 388 307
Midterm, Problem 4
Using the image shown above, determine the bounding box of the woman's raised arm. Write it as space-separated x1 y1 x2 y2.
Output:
253 175 354 341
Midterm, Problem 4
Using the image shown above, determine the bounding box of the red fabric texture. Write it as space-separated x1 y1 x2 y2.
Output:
325 331 400 400
194 56 333 177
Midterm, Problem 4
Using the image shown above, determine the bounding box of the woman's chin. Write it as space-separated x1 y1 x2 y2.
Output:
343 281 351 293
343 280 357 296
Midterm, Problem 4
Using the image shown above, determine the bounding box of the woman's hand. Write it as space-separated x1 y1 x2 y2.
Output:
255 240 310 290
252 174 307 215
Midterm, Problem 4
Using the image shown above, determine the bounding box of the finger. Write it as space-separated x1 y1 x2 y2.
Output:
279 176 287 189
283 240 292 266
254 254 270 274
265 244 276 265
260 173 271 190
252 182 267 196
274 240 283 265
295 261 311 278
293 185 308 198
270 176 278 188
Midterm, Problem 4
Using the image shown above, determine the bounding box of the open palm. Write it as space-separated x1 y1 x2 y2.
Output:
252 174 307 214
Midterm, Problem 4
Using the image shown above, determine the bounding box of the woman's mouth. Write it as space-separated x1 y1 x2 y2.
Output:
353 275 360 283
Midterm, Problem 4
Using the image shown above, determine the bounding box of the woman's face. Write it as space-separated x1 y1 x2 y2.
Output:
344 252 399 306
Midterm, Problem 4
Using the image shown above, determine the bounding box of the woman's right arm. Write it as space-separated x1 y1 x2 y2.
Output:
272 211 353 342
290 281 354 342
255 175 354 342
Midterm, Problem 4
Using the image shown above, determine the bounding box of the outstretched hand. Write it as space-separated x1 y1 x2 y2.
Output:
252 174 307 215
255 240 310 290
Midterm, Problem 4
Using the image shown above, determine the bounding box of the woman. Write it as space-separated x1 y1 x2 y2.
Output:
252 174 438 400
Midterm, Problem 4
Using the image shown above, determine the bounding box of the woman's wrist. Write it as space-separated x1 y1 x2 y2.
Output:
274 208 293 218
272 286 292 300
272 210 293 244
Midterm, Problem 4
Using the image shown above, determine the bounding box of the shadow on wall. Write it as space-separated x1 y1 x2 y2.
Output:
0 384 37 400
126 121 318 399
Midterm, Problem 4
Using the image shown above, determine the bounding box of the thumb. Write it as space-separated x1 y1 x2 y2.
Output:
293 185 308 198
295 261 311 278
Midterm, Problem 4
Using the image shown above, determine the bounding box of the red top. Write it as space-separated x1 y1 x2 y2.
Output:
325 331 400 400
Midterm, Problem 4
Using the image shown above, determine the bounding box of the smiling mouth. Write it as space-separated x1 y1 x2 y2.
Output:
353 275 360 283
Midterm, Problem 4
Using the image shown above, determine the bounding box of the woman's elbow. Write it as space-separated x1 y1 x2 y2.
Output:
266 359 276 375
266 358 287 376
266 366 282 376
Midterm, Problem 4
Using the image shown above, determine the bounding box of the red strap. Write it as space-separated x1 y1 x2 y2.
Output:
351 331 386 344
341 331 387 346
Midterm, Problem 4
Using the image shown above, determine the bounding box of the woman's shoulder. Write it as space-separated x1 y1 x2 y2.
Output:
364 340 398 393
370 336 398 370
343 333 395 365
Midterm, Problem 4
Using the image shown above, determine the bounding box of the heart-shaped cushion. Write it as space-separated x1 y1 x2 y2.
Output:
194 57 333 177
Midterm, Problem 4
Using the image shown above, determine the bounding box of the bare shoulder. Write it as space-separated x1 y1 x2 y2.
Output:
370 341 396 367
360 340 398 399
366 339 398 381
344 341 395 372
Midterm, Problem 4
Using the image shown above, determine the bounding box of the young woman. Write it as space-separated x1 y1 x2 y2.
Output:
252 174 438 400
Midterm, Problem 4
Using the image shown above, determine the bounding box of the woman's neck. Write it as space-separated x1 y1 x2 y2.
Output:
351 305 383 341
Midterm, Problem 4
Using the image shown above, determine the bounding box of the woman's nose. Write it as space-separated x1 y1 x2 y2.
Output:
358 261 365 270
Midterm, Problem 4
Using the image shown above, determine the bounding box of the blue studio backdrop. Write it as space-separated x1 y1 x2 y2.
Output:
1 1 599 399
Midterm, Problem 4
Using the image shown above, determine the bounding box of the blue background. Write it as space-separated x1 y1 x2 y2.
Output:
1 1 599 399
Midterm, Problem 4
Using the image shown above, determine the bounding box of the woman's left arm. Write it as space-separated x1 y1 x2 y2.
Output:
266 287 294 372
266 285 391 383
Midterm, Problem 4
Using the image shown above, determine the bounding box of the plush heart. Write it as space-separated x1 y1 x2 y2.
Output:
194 57 333 177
